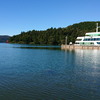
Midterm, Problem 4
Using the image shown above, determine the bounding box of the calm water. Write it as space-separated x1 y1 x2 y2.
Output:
0 43 100 100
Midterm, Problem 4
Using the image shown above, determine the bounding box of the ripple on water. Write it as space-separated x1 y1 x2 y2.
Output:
0 44 100 100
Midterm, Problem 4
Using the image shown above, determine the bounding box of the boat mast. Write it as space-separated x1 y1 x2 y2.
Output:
65 36 67 45
96 23 98 32
96 23 100 32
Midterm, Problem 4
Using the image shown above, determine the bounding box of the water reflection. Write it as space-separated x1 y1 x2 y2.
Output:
74 49 100 68
63 49 100 100
0 43 100 100
14 46 60 50
0 43 60 50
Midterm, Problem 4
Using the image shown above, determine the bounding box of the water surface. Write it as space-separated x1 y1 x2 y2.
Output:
0 43 100 100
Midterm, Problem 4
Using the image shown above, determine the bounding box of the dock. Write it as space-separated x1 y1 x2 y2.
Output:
61 44 100 50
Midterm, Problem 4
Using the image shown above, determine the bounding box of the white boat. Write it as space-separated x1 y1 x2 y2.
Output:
75 23 100 46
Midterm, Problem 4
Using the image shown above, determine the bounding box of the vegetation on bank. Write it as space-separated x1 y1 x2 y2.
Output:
9 21 100 45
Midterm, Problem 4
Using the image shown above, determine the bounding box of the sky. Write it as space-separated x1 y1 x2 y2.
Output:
0 0 100 36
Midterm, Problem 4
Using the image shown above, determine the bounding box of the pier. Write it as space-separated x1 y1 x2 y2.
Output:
61 44 100 50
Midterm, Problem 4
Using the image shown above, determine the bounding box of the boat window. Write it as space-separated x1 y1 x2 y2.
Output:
83 38 88 41
84 38 100 41
91 38 94 41
88 39 91 41
97 42 100 44
90 42 94 44
98 38 100 40
94 38 100 41
75 42 79 44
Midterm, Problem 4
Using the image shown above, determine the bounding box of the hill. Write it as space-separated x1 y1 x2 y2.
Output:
0 35 10 43
9 21 100 45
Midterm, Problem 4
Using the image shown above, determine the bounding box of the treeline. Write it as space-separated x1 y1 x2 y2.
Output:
9 21 100 45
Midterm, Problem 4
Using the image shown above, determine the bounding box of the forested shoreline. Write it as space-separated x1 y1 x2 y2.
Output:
9 21 100 45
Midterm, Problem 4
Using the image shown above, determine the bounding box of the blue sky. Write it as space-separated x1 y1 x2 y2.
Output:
0 0 100 36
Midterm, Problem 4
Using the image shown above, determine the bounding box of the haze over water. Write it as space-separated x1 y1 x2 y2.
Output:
0 43 100 100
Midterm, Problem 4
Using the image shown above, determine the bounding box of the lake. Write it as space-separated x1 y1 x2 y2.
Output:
0 43 100 100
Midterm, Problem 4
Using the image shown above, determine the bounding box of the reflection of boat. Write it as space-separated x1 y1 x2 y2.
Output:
75 23 100 45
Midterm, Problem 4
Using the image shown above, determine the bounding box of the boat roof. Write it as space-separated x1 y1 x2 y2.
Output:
77 37 84 39
86 32 100 35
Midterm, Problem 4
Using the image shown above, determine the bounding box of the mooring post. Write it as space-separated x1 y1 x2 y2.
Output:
65 36 67 45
